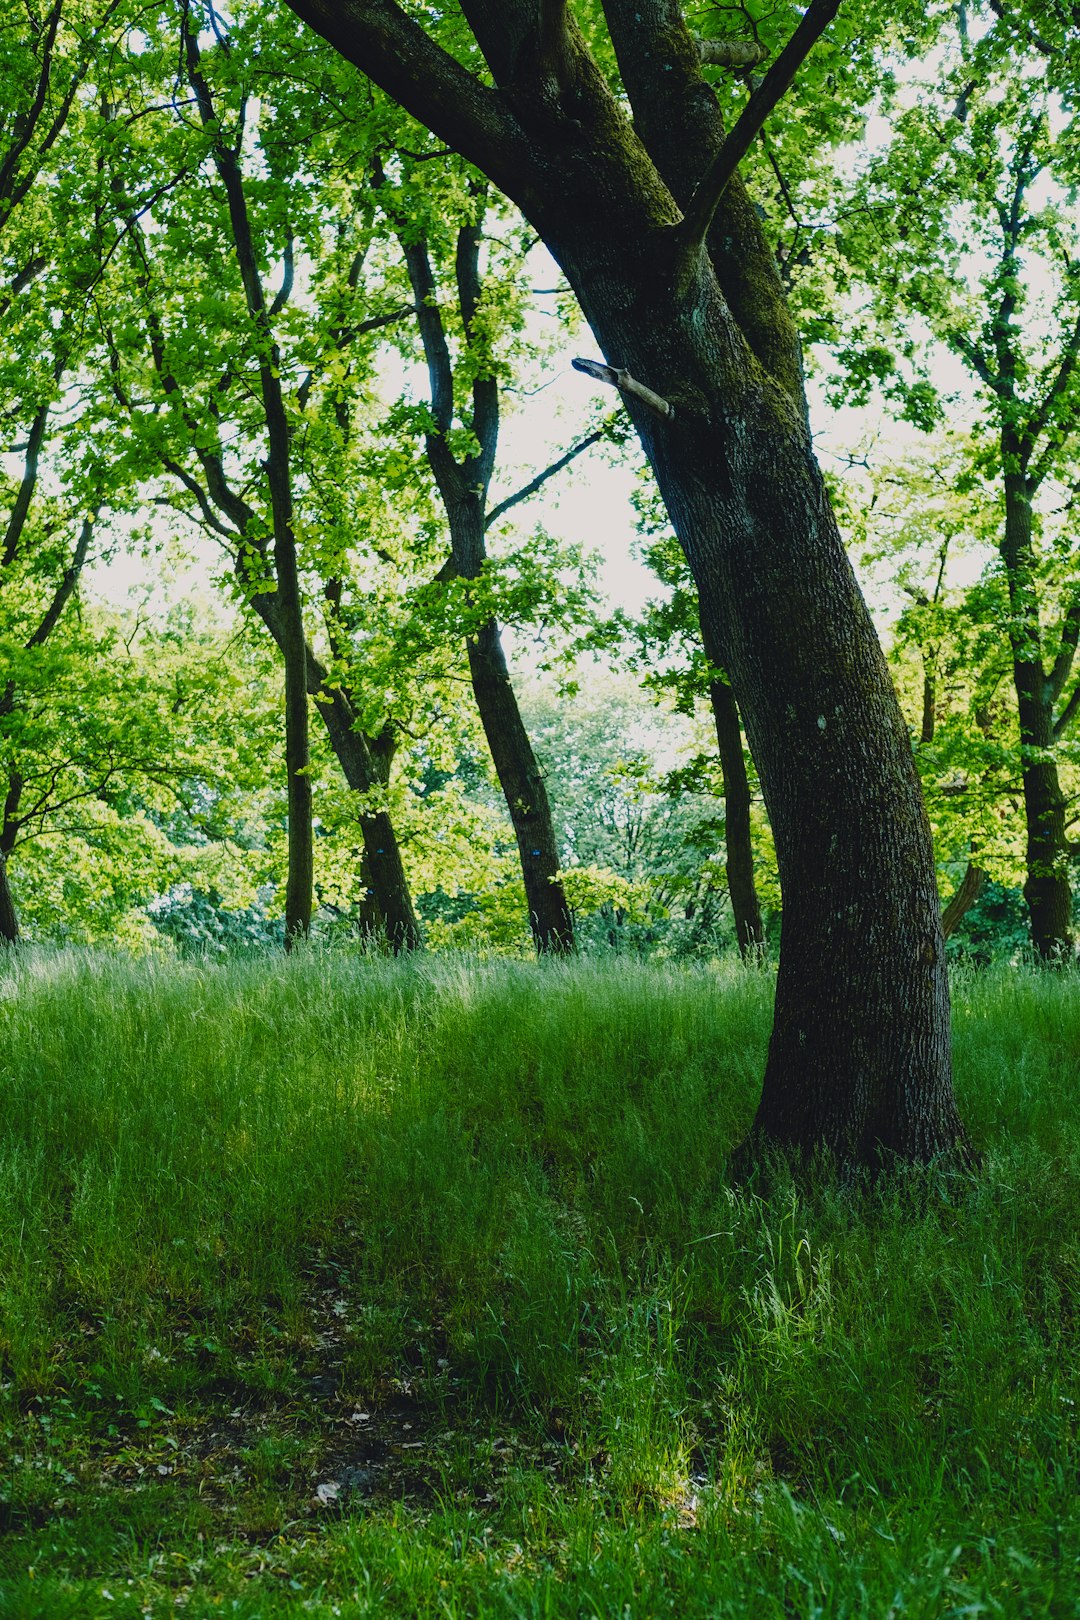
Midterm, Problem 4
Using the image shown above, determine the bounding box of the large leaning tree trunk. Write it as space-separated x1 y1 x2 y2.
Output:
395 213 575 955
287 0 974 1167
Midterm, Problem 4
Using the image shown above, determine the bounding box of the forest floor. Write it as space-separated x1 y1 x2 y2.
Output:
0 949 1077 1617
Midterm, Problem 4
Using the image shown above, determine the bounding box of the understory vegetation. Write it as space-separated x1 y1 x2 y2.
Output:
1 951 1077 1616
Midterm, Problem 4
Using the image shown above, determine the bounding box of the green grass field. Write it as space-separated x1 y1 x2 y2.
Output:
0 949 1077 1617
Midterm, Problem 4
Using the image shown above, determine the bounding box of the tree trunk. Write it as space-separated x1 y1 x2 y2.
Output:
708 675 765 957
941 861 986 940
398 220 575 957
1002 469 1073 959
246 588 423 953
288 0 972 1169
467 617 575 954
313 685 424 953
0 852 18 944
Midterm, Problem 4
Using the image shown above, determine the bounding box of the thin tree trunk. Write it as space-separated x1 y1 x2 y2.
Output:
185 25 312 948
0 852 18 944
1002 468 1073 958
312 683 424 953
708 675 765 957
941 861 986 939
399 220 575 955
467 617 574 953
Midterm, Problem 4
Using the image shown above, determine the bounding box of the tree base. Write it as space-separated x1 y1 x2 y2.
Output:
727 1124 982 1197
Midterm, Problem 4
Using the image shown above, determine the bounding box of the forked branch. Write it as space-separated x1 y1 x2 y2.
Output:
677 0 841 265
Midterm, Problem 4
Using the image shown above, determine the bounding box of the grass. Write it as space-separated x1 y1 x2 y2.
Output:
0 948 1077 1616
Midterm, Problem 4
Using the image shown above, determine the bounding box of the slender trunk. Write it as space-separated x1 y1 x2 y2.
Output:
941 861 986 939
246 585 422 951
400 217 575 957
313 685 423 953
708 674 765 957
269 475 314 951
0 852 18 944
1002 467 1072 958
467 617 575 954
186 27 312 948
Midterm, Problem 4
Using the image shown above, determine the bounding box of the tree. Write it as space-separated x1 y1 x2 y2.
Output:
0 0 142 940
282 0 971 1167
826 1 1080 957
98 1 428 948
382 170 607 953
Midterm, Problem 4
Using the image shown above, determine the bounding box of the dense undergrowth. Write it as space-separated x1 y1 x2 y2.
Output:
0 950 1077 1616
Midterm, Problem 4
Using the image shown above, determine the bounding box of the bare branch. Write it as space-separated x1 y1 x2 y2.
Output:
486 427 606 529
572 356 674 419
268 231 295 316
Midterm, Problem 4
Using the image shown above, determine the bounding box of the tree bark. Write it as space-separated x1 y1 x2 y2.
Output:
289 0 972 1168
467 617 574 953
708 676 765 956
249 588 424 952
941 861 986 939
0 852 18 944
186 24 313 948
313 688 423 952
1002 467 1073 958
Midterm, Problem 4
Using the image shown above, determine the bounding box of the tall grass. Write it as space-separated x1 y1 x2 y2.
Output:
1 949 1077 1616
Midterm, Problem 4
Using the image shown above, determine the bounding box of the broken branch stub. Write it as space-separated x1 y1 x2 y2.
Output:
571 357 674 419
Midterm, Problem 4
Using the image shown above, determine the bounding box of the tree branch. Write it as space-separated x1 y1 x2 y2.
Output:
572 356 674 419
486 427 606 528
676 0 840 264
455 203 499 503
696 37 770 68
1054 677 1080 741
0 0 62 219
1 398 52 567
25 510 96 647
1024 307 1080 481
281 0 530 199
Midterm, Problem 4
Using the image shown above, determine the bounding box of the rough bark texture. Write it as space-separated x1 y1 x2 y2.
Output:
708 676 765 956
288 0 972 1166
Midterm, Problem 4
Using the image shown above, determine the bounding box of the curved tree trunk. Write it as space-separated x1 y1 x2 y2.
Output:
467 617 575 953
707 675 765 957
941 861 986 940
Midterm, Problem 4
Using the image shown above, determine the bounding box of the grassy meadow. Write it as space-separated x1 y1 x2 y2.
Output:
0 949 1077 1616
